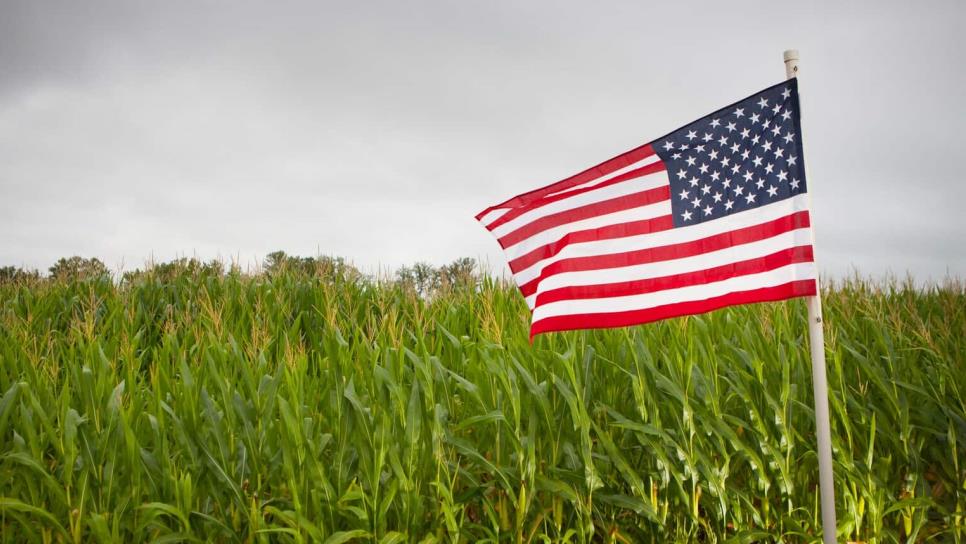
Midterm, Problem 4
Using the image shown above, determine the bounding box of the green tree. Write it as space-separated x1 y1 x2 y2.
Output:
263 250 360 281
0 265 40 285
48 256 109 280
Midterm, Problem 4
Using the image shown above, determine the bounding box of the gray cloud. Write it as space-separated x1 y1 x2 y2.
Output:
1 0 964 281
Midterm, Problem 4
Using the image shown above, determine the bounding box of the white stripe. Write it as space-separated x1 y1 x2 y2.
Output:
490 169 667 239
532 262 816 321
478 207 511 227
535 228 812 293
501 198 672 260
513 193 811 286
542 152 662 198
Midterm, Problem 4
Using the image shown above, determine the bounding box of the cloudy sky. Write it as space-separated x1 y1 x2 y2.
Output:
2 0 964 281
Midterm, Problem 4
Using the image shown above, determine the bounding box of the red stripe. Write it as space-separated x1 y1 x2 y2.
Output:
483 160 666 231
530 280 817 337
508 215 675 274
517 210 811 297
498 186 671 248
535 246 813 306
476 143 656 219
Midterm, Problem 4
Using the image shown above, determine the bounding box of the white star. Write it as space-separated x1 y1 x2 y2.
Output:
762 140 773 152
709 149 719 160
679 188 690 200
695 144 706 153
772 104 781 114
691 196 702 208
699 163 709 174
734 185 744 196
782 87 792 99
720 157 731 168
740 128 751 139
663 141 676 151
773 147 784 159
703 205 714 216
701 184 711 195
767 185 778 197
783 132 795 144
689 177 700 187
724 199 735 210
713 191 723 203
787 155 798 166
752 156 764 167
762 119 771 129
682 210 693 221
781 109 792 121
686 130 697 140
757 97 769 109
756 177 766 189
745 192 757 204
726 122 737 132
741 149 751 160
722 178 732 189
686 156 697 166
677 169 688 179
734 108 744 117
702 132 713 142
764 163 775 174
710 170 720 181
771 125 782 137
731 164 741 174
751 134 761 145
790 178 801 189
672 152 682 160
710 118 721 128
777 170 788 182
743 170 754 182
679 143 690 150
730 143 741 154
718 135 729 146
750 113 761 124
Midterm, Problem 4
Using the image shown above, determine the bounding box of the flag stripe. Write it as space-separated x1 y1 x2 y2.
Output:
497 185 671 248
477 144 657 219
529 279 817 336
535 245 813 306
519 210 811 297
501 199 673 260
483 157 665 232
512 193 810 283
508 214 676 274
477 207 511 226
533 262 816 321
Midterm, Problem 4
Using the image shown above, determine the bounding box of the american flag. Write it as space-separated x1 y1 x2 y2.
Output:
476 79 816 337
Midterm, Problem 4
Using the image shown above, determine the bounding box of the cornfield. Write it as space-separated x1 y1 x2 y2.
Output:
0 266 963 543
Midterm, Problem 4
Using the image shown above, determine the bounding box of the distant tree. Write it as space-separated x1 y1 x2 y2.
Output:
396 262 441 298
0 266 41 285
439 257 477 290
48 256 109 281
123 258 224 284
264 251 289 274
263 251 360 281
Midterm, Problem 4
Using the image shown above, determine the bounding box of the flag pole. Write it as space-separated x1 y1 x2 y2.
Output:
783 49 838 544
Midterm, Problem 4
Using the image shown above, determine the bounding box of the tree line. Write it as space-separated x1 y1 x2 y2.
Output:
0 252 481 296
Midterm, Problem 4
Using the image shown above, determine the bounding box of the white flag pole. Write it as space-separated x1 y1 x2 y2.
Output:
783 49 838 544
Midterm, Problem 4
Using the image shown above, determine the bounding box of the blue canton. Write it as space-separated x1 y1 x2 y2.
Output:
654 79 808 227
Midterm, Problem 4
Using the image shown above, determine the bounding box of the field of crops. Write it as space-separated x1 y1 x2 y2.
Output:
0 264 963 543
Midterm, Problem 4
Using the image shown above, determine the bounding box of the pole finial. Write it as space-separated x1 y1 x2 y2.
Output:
783 49 800 79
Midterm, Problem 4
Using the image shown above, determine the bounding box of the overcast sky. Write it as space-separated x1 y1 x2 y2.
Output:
2 0 964 281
